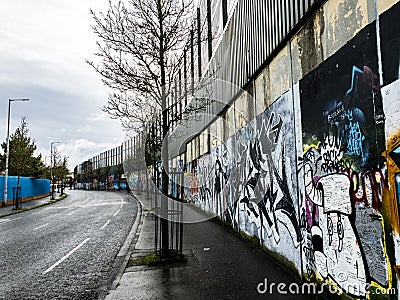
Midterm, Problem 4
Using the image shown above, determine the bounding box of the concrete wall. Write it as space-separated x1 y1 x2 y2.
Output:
179 1 400 298
295 14 389 295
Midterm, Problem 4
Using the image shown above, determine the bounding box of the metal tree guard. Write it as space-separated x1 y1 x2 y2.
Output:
151 122 184 256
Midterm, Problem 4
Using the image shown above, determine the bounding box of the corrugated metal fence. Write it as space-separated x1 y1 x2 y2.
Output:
204 0 325 107
0 176 50 201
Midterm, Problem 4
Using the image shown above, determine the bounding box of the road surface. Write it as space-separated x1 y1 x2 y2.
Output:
0 190 138 299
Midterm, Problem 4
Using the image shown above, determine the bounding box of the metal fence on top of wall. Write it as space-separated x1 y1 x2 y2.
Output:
205 0 324 103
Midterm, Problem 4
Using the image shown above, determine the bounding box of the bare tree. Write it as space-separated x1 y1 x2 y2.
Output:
51 147 69 184
87 0 194 129
88 0 196 254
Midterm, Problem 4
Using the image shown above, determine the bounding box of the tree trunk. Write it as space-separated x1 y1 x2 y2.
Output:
158 0 169 253
161 108 169 253
16 175 21 209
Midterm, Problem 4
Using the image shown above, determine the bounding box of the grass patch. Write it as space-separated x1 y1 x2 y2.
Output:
58 194 68 200
140 253 160 265
130 249 186 267
11 207 29 211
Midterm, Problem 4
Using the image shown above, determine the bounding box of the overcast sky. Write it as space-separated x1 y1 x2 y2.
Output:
0 0 125 171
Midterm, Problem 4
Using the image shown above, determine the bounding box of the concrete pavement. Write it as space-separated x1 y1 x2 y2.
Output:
106 192 334 300
0 191 67 218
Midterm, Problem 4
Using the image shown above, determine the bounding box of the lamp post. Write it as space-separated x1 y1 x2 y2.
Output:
50 141 61 200
3 98 29 205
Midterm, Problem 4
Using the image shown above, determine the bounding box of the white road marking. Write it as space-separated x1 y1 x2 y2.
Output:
67 211 75 216
113 209 120 217
10 217 22 221
33 223 49 231
42 238 90 275
100 220 111 230
0 219 10 224
120 198 124 209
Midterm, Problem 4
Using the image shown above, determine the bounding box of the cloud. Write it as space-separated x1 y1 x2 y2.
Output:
0 82 124 171
60 139 122 170
0 0 124 172
87 111 111 122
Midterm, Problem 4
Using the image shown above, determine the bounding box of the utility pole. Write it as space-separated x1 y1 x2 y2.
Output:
3 98 29 205
50 141 61 200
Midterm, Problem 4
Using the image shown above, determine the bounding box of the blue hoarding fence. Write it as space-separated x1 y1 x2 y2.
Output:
0 175 50 201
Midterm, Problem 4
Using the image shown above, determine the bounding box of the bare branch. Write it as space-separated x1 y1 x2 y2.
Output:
88 0 196 132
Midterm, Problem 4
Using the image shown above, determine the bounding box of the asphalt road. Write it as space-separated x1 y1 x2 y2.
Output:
0 190 138 300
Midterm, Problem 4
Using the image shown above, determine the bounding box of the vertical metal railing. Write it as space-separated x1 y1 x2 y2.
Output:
153 162 184 255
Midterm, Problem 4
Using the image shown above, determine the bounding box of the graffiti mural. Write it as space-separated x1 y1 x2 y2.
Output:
178 4 400 298
245 94 301 250
298 20 391 296
383 78 400 290
381 0 400 236
301 146 367 294
184 90 303 272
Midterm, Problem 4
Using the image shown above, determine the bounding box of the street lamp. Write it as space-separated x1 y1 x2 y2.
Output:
50 141 61 200
3 98 29 205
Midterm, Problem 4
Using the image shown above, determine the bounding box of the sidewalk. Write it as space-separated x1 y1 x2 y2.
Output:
0 192 66 218
106 192 331 300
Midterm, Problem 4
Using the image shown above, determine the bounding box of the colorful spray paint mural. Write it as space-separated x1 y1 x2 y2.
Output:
381 3 400 291
383 77 400 298
297 20 391 297
179 3 400 298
